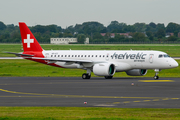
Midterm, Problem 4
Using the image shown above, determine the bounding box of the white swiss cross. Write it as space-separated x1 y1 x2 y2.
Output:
24 34 34 48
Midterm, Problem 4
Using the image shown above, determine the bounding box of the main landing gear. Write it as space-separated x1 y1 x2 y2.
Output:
104 76 113 79
82 73 91 79
82 69 91 79
154 69 160 80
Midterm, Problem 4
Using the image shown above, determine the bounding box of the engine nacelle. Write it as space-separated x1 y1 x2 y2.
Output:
93 63 116 76
126 69 147 76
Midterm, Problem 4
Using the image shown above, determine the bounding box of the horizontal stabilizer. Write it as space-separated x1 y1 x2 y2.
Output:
4 52 34 57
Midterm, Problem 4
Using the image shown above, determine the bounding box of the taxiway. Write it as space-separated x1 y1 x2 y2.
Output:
0 77 180 108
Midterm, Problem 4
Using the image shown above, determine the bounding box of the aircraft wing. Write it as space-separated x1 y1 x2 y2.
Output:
4 52 34 57
31 57 93 63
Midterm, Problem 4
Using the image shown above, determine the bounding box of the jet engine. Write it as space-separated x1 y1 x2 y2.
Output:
126 69 147 76
93 63 116 76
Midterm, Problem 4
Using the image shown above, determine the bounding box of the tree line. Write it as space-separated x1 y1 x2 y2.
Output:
0 21 180 43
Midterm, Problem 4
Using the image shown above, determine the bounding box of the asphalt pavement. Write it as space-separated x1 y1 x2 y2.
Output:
0 77 180 108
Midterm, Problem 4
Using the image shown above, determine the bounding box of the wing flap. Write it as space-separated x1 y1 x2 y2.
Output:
32 57 93 63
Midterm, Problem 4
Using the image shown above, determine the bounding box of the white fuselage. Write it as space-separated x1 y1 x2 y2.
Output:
42 50 178 71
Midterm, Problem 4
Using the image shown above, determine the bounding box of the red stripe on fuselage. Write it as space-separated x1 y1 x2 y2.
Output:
22 51 64 68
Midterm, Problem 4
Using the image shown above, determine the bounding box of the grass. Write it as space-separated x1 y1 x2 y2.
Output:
0 107 180 120
0 59 179 77
1 44 180 57
1 44 180 120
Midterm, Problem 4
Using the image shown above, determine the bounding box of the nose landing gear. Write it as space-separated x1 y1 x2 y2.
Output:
154 69 160 80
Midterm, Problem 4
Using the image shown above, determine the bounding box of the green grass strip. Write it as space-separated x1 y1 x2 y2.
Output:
0 107 180 120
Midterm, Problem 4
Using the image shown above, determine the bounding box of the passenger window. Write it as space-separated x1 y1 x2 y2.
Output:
88 55 90 57
54 55 56 57
85 55 86 57
99 55 101 57
78 55 80 57
72 55 74 57
65 55 67 57
81 55 83 57
103 55 105 57
68 55 70 57
51 55 53 57
92 55 93 57
96 55 97 57
75 55 77 57
58 55 60 57
61 55 63 57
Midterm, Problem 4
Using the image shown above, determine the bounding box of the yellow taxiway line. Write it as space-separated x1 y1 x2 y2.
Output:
0 88 175 99
139 80 174 82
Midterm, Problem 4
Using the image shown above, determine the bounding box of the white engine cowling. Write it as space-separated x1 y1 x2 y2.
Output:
126 69 147 76
93 63 116 76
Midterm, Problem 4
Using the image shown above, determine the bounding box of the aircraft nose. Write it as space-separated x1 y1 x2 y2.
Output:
170 60 179 68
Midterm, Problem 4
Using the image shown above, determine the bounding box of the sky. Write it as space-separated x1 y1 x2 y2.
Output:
1 0 180 28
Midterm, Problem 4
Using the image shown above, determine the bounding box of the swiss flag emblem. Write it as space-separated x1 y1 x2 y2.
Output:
24 34 34 48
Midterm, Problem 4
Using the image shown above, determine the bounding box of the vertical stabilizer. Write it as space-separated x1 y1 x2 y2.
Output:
19 22 43 52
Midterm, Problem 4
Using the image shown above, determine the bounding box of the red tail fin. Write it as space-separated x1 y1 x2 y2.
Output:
19 22 43 52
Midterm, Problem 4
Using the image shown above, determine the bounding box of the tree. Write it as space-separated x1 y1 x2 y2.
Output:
156 28 165 39
132 32 146 41
167 36 178 41
166 22 180 33
133 23 146 32
47 25 57 33
93 32 103 39
63 33 73 38
123 25 135 32
114 34 125 42
107 21 127 32
0 21 6 30
146 31 154 40
77 34 86 43
149 22 156 28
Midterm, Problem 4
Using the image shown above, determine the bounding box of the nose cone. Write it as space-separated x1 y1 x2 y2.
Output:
170 60 179 68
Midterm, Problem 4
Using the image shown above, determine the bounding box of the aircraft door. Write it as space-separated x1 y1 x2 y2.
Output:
149 54 154 63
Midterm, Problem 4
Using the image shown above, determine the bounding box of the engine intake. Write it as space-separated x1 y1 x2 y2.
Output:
126 69 147 76
93 63 116 76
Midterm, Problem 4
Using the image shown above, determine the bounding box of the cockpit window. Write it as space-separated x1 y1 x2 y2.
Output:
164 54 170 58
158 54 163 58
159 54 170 58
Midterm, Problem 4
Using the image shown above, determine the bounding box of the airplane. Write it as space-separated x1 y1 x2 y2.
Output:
6 22 179 80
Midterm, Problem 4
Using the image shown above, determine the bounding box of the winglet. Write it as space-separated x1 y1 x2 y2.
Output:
19 22 43 52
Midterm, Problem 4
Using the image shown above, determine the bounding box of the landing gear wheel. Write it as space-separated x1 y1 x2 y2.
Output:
82 73 91 79
154 75 159 80
104 76 113 79
82 73 87 79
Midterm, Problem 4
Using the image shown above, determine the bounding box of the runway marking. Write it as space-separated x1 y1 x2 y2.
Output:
139 80 174 82
171 98 179 100
0 88 179 106
0 88 168 99
123 101 130 103
162 98 169 100
0 81 123 86
113 102 120 104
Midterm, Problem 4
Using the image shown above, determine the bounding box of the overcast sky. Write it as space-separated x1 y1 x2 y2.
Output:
1 0 180 28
